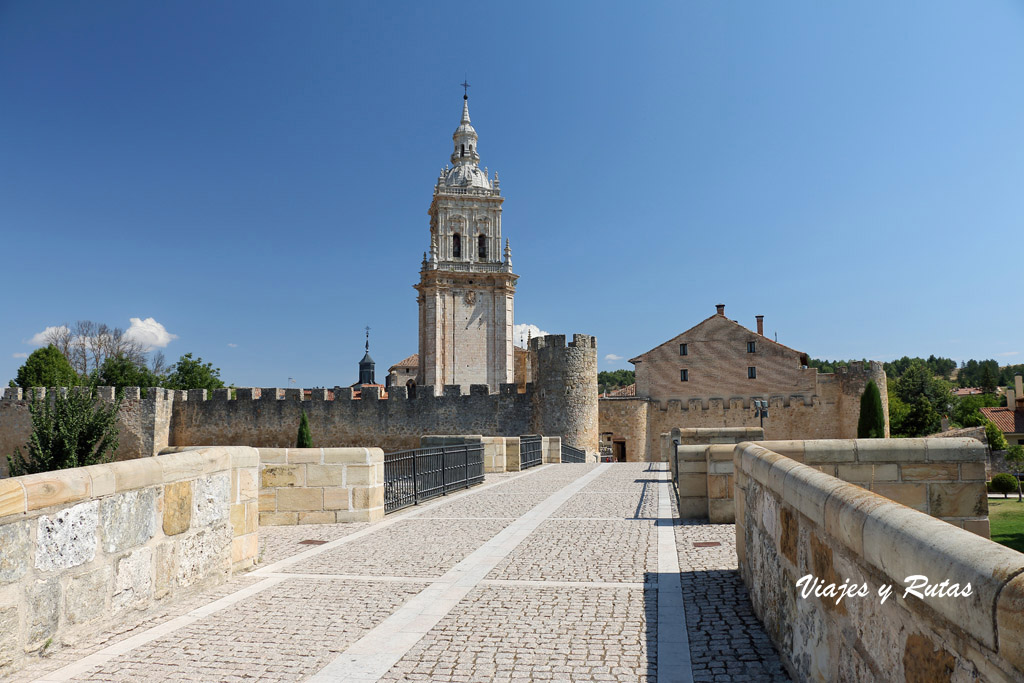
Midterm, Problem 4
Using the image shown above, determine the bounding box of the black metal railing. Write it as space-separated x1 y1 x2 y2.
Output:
384 444 485 513
520 435 543 469
561 443 586 463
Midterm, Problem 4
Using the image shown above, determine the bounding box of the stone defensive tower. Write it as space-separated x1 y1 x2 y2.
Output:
530 334 599 454
415 92 517 392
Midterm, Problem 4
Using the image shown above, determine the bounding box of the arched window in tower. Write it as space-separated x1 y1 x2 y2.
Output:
453 233 461 258
478 234 487 259
460 144 465 157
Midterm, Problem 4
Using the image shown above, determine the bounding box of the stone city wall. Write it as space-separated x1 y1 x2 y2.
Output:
672 436 989 535
601 362 890 463
666 428 764 520
0 446 258 676
734 442 1024 681
0 387 173 478
256 447 385 526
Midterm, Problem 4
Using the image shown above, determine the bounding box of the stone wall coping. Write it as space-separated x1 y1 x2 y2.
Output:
752 437 986 464
0 446 259 522
257 447 383 466
3 385 538 403
737 441 1024 654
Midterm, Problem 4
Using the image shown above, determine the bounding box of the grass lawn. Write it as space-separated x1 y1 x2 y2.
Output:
988 498 1024 554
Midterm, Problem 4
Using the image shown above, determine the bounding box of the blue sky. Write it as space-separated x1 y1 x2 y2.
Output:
2 1 1022 387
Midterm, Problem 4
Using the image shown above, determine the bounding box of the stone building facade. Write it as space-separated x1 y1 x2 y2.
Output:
415 95 517 392
600 304 890 461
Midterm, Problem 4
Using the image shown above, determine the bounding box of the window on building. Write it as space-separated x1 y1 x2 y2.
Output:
679 343 688 356
748 367 757 379
453 233 461 258
460 144 465 157
478 234 487 259
747 341 756 353
680 369 689 382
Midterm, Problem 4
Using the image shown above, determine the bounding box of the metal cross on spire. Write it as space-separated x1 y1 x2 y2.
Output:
460 78 471 99
365 326 370 352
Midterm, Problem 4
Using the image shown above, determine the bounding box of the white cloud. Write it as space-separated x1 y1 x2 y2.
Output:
227 343 238 348
27 325 70 346
604 353 623 361
997 351 1020 357
124 317 178 350
12 352 28 359
513 323 551 348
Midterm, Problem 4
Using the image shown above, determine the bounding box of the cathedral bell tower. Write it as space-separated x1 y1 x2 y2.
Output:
415 91 517 392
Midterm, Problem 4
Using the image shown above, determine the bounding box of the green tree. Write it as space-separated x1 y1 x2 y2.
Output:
93 354 164 397
297 410 313 448
13 345 79 389
949 393 1002 429
8 387 121 476
597 369 635 393
900 395 941 437
163 353 225 391
986 420 1008 451
857 380 885 438
1004 445 1024 502
991 473 1018 498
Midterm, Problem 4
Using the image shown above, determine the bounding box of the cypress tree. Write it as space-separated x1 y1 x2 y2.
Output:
297 410 313 448
857 380 886 438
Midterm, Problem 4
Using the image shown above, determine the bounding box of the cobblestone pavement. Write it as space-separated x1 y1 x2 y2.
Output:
17 463 789 683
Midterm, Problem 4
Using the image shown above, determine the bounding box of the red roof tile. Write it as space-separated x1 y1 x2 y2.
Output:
981 407 1024 434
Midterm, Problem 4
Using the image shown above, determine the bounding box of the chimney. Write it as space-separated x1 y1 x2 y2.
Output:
756 315 764 336
1014 374 1023 408
715 304 725 316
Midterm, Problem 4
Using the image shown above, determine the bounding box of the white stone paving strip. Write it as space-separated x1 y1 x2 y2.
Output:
658 466 694 683
307 463 612 683
30 576 288 683
29 465 555 683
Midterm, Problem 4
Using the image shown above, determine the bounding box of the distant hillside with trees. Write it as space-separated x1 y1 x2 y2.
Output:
598 370 634 394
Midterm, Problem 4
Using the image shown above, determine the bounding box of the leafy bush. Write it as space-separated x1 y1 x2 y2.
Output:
14 345 79 389
986 421 1009 451
8 387 121 476
991 473 1019 497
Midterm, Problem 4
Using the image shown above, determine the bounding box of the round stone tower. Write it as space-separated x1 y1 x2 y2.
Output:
530 334 599 453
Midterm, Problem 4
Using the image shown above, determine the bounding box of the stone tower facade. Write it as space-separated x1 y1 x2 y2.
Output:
531 334 599 453
415 95 517 391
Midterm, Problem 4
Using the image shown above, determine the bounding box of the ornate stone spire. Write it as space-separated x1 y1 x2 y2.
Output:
443 94 491 190
504 238 512 270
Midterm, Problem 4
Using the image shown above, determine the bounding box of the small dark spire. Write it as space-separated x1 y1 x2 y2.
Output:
365 325 370 352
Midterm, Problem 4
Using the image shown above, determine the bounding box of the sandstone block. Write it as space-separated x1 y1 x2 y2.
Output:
960 462 986 482
277 487 323 511
192 473 230 526
262 465 303 488
902 633 957 683
352 485 384 510
259 511 298 526
65 567 111 624
231 534 257 566
707 498 734 524
82 464 115 498
707 474 733 500
258 489 276 513
101 488 158 553
110 458 162 493
113 547 153 612
22 468 91 511
237 468 258 501
286 449 321 464
163 481 192 536
963 518 990 539
0 605 18 669
156 452 206 483
676 474 707 498
259 448 287 464
298 511 336 525
345 464 374 486
837 463 898 483
154 542 176 599
926 438 985 462
36 500 98 571
0 521 30 584
177 523 231 587
322 448 369 464
899 464 958 482
306 465 344 487
334 509 374 523
229 503 246 537
323 488 350 511
0 479 26 517
997 572 1024 671
871 483 926 511
928 483 986 518
677 498 707 519
800 440 856 463
27 578 60 648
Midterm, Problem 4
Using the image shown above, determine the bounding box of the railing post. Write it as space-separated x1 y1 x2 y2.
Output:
411 450 419 505
441 447 448 495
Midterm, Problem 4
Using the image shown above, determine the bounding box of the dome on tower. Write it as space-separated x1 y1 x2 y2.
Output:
444 96 492 190
443 164 492 189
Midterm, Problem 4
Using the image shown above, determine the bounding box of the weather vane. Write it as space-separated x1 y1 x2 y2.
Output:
461 77 470 98
365 325 370 352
